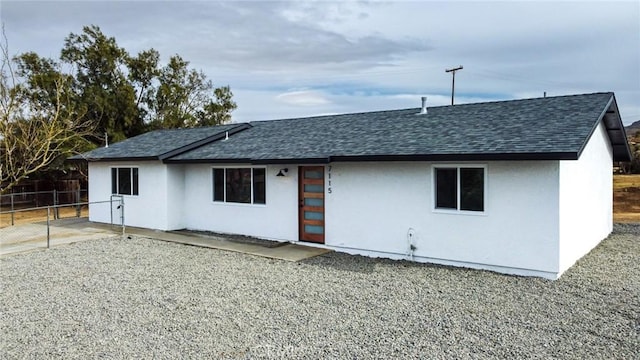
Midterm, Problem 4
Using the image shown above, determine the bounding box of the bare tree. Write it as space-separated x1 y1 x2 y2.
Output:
0 26 95 194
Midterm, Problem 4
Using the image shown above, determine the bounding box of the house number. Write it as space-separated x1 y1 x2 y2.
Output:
327 166 332 194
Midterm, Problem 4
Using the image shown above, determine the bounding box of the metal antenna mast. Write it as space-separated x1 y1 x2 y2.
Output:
445 65 463 105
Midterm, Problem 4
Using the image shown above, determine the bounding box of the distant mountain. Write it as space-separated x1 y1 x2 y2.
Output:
625 120 640 136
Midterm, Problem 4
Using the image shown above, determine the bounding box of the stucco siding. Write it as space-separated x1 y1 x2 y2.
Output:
558 120 613 273
88 161 171 230
325 161 561 277
166 165 186 230
181 164 299 240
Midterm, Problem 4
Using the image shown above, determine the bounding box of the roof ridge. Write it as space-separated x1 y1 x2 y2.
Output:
426 92 614 110
248 92 614 124
249 107 416 125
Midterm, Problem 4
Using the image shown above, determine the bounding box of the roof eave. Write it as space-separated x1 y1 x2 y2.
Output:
163 152 577 164
70 156 160 163
578 93 632 162
329 153 577 162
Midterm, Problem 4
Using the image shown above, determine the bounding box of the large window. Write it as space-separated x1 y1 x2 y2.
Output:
212 168 266 204
434 166 484 212
111 167 139 196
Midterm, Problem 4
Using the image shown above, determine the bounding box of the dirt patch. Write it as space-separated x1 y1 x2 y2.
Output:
0 206 89 228
613 174 640 222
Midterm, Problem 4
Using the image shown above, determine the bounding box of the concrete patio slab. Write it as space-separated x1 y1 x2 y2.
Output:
125 226 332 261
1 218 331 261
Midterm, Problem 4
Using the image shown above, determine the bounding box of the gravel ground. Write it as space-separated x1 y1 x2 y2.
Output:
1 226 639 359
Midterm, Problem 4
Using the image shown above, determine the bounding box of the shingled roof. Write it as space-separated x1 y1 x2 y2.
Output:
70 123 248 161
167 92 630 163
76 92 632 163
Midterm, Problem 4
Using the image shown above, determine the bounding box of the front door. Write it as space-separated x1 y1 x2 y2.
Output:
299 166 325 243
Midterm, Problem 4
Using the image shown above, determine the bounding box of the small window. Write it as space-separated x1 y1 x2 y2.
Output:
434 166 484 212
111 167 139 196
213 169 224 202
212 168 266 204
435 168 457 209
252 168 266 204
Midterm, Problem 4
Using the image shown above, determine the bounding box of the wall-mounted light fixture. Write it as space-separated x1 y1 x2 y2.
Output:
276 168 289 177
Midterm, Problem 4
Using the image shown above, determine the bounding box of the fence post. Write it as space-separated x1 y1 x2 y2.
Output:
120 196 125 236
76 188 81 217
10 193 15 226
47 207 51 249
53 190 59 219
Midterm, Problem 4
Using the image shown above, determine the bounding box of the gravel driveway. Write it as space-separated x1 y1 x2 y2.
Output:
1 225 638 359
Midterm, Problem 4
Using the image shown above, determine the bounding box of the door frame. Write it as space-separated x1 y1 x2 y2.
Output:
298 166 325 244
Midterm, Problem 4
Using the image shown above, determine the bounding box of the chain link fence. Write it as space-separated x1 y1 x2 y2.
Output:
0 194 124 255
1 189 89 226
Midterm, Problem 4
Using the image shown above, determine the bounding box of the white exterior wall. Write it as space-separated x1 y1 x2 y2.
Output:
166 165 186 230
324 161 562 278
558 121 613 274
89 160 567 278
88 161 175 230
182 164 299 240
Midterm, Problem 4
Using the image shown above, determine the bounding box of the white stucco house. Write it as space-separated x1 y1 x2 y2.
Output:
72 92 631 279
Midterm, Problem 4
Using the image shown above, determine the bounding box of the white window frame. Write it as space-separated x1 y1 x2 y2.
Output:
212 166 267 205
110 166 139 196
432 164 487 215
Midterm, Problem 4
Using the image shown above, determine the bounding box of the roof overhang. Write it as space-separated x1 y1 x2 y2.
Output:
163 152 579 165
583 94 632 162
67 156 159 163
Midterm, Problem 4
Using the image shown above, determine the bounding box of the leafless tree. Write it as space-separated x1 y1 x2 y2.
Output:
0 26 95 194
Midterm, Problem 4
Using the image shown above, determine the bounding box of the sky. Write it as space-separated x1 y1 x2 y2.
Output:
1 0 639 125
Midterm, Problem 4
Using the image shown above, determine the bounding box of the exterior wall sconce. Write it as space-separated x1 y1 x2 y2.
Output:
276 168 289 177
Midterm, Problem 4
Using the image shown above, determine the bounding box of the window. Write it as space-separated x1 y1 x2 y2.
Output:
111 167 139 196
434 166 484 212
212 168 266 204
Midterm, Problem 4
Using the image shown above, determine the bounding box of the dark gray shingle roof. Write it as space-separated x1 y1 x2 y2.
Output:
75 92 631 163
71 124 245 161
168 92 630 163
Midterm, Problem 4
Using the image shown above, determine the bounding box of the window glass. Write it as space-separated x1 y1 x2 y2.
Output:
132 168 139 196
226 168 252 203
111 168 117 194
304 170 323 179
304 224 324 234
460 168 484 211
304 198 323 207
213 169 225 202
118 168 132 195
253 168 266 204
111 167 138 196
212 167 266 204
435 168 457 209
304 184 324 193
304 211 324 220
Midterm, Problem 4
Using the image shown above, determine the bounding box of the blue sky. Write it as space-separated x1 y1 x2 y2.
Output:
2 0 639 125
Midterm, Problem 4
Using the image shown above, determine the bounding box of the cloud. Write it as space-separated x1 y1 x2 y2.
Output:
193 2 431 70
1 1 638 124
276 90 331 107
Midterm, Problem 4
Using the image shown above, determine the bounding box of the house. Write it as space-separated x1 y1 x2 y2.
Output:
72 92 631 279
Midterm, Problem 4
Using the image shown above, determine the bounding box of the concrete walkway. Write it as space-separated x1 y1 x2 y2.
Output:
0 218 118 256
1 218 331 261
